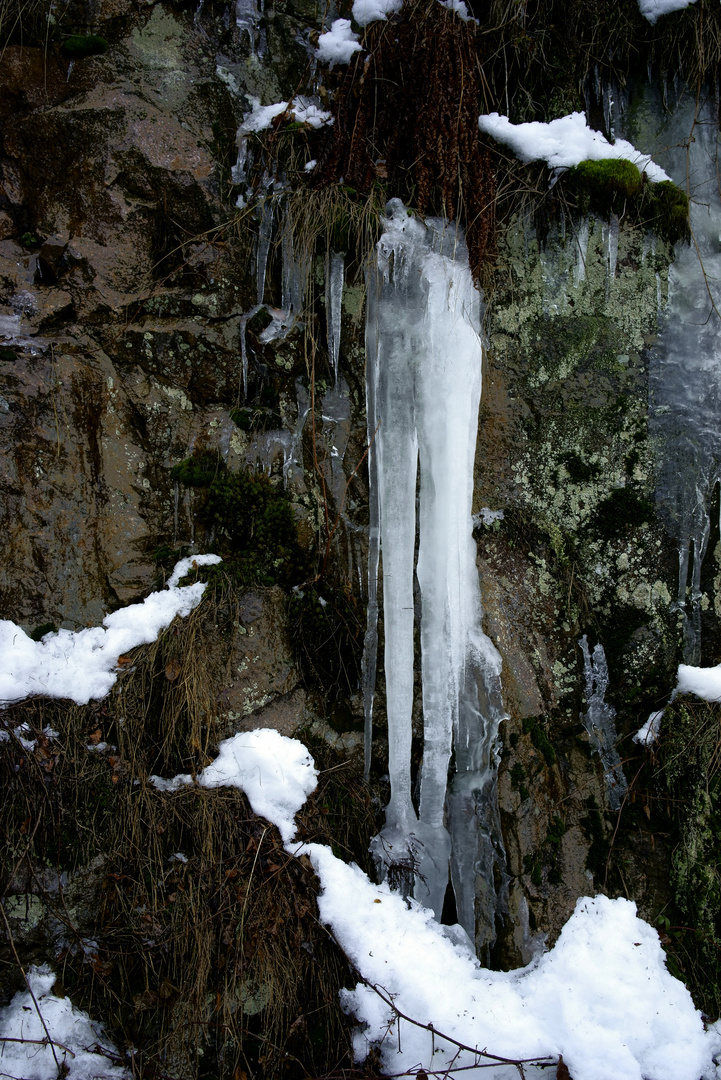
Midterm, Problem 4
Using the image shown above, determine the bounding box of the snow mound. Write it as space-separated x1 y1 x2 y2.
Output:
299 843 717 1080
0 965 128 1079
198 729 318 842
0 555 221 706
316 19 362 65
478 111 670 182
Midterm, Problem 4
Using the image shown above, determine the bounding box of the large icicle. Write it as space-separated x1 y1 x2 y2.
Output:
366 200 506 942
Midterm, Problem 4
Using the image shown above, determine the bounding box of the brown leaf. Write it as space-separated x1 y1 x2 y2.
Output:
165 658 182 682
557 1055 572 1080
116 655 133 666
88 728 102 745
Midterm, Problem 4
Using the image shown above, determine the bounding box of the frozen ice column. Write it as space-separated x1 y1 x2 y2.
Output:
366 199 504 923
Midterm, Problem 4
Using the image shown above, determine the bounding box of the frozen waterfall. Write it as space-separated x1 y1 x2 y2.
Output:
365 199 507 951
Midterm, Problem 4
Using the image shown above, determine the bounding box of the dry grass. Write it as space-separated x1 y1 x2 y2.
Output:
0 581 381 1079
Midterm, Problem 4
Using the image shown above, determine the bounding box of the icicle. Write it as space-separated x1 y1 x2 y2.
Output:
579 636 627 810
281 217 308 320
363 282 381 784
573 219 589 283
325 251 344 383
607 213 619 287
256 196 274 306
235 0 259 48
239 304 261 400
366 200 507 939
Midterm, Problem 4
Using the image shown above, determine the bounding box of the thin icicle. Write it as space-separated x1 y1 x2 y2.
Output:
579 636 627 810
326 251 345 383
239 304 261 399
256 196 274 306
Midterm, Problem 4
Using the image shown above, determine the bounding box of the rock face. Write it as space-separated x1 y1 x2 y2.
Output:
1 0 719 1056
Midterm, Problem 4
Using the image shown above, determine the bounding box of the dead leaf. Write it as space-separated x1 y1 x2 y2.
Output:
557 1055 572 1080
165 658 182 682
116 655 133 666
88 728 102 745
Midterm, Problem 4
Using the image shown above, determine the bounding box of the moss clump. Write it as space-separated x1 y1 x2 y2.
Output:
509 761 530 801
566 159 690 245
0 347 17 361
203 471 307 587
20 232 40 249
522 716 556 767
29 622 57 641
568 158 643 216
170 450 224 488
60 34 109 57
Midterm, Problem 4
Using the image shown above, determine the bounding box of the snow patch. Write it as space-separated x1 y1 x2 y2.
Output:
478 111 671 182
316 19 362 65
0 964 128 1080
351 0 402 25
634 709 663 746
677 662 721 701
638 0 697 22
0 555 221 706
198 729 318 842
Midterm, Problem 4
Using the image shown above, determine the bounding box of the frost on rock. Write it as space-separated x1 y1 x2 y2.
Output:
579 636 627 810
365 199 506 948
478 111 670 181
0 555 221 707
0 965 128 1080
316 19 362 65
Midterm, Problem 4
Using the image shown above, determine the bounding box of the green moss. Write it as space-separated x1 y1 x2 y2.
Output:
561 452 602 483
61 34 109 57
509 762 530 801
20 232 40 249
522 716 556 767
566 158 689 245
30 622 57 641
0 347 17 361
203 470 307 587
170 450 224 488
568 158 643 216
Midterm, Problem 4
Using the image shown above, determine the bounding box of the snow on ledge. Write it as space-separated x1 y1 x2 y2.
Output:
478 111 671 182
0 554 221 707
638 0 698 23
238 97 333 136
316 19 362 65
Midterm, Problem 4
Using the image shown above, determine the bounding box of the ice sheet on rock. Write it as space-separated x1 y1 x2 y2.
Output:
478 111 670 181
316 19 361 65
579 636 627 810
638 0 697 22
199 729 317 842
0 556 221 706
351 0 402 25
618 86 721 664
366 199 506 937
0 964 128 1080
299 841 715 1080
